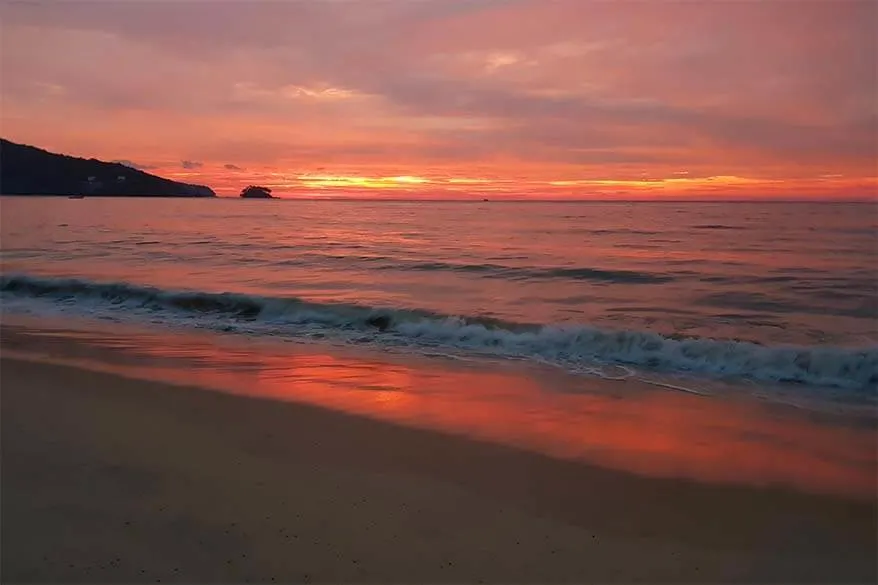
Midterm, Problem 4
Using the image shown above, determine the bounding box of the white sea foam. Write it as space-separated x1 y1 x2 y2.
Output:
3 273 876 392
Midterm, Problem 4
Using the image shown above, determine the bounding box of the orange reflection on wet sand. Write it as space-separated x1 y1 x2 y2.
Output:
248 354 875 499
4 320 875 500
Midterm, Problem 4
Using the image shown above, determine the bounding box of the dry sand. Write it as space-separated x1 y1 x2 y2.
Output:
2 355 876 583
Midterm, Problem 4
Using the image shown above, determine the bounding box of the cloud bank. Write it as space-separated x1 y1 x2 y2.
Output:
1 0 875 198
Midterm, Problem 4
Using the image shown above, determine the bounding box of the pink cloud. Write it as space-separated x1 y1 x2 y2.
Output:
1 0 875 197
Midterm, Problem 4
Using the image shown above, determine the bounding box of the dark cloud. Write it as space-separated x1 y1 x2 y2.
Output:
224 163 243 171
181 160 203 169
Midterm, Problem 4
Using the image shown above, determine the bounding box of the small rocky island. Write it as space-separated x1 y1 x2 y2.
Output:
0 139 216 197
239 185 274 199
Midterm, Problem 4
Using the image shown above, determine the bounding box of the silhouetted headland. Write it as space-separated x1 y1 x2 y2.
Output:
0 139 216 197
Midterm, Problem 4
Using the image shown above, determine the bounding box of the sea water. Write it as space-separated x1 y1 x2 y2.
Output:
2 198 876 404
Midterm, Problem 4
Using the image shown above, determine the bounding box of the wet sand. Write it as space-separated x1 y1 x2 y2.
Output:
2 316 875 501
2 353 876 583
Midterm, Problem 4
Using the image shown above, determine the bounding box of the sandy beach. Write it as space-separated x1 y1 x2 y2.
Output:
3 348 876 583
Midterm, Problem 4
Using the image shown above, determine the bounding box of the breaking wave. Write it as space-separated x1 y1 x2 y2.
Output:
3 273 876 391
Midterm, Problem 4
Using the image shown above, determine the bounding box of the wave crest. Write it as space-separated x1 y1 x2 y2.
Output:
3 273 876 391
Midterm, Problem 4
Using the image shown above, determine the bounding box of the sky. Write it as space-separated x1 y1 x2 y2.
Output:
1 0 876 199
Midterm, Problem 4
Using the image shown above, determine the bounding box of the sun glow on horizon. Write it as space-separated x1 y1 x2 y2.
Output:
176 168 878 199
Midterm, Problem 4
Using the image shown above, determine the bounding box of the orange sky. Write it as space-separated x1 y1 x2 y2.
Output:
1 0 876 199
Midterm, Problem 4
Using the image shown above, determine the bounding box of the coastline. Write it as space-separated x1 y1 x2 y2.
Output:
3 315 875 499
2 326 876 582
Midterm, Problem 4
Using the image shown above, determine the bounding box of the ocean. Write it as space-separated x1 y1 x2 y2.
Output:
3 196 877 498
2 198 876 400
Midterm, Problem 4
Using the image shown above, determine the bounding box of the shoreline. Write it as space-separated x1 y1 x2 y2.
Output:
2 351 876 582
2 315 876 500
